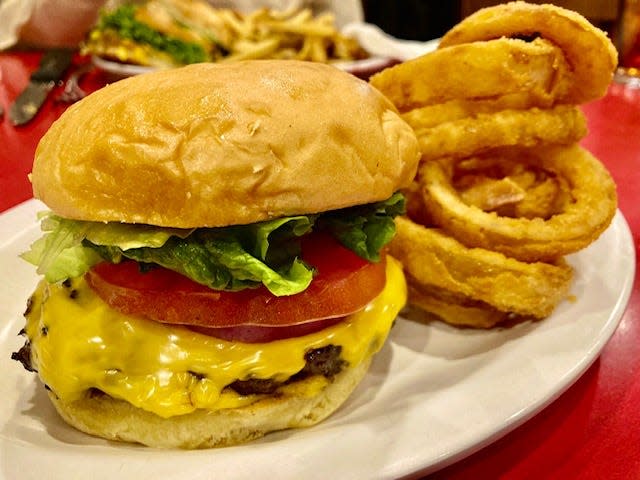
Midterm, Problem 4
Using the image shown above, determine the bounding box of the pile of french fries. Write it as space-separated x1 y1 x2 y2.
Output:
215 7 368 63
86 1 369 68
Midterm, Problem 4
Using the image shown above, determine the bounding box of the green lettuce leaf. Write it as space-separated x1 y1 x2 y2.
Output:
320 192 405 262
84 222 194 249
21 235 102 283
21 194 405 296
21 212 194 283
21 214 101 282
87 217 315 296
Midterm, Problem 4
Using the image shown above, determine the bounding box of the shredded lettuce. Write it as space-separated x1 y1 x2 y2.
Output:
21 193 405 296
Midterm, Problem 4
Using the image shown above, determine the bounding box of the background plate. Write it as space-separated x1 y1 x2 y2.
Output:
91 55 156 78
91 54 398 79
0 200 634 480
90 27 439 80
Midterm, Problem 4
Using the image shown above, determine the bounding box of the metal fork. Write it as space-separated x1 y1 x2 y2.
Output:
55 63 94 104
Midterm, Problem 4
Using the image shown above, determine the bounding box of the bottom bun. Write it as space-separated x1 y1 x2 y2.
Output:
48 356 372 449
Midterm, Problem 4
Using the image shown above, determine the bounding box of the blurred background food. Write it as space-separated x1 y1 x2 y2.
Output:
2 0 634 73
82 0 369 67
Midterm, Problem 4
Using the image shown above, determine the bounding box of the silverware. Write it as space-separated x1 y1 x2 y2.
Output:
55 64 94 104
9 48 74 126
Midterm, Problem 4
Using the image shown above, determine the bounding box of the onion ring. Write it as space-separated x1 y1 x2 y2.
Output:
369 37 571 112
401 94 556 129
454 156 573 219
389 216 574 319
372 2 617 328
410 105 587 161
407 285 512 328
439 1 618 104
420 144 618 262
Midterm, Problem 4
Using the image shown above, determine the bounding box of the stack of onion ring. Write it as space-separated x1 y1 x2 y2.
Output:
369 1 619 328
438 1 618 105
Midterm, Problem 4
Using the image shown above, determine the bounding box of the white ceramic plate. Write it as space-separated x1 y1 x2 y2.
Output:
91 55 156 78
0 200 635 480
92 54 397 79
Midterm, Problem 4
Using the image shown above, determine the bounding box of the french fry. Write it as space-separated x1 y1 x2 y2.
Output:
221 37 281 62
208 5 366 63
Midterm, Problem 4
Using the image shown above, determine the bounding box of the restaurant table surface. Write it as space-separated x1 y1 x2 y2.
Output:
1 51 639 479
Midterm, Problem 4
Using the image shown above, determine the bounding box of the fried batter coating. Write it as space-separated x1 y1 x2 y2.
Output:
410 105 587 161
390 217 574 320
420 145 617 262
439 1 618 104
370 37 571 112
371 1 618 328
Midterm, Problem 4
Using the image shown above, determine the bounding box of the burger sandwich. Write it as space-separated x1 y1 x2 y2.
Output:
83 0 234 68
12 60 419 448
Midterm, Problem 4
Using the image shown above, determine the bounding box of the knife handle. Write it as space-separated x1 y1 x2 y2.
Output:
31 49 74 82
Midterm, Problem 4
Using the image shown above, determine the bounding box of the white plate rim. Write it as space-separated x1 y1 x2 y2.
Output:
91 54 397 77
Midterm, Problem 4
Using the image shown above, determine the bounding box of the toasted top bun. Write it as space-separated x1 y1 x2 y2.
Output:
31 60 419 228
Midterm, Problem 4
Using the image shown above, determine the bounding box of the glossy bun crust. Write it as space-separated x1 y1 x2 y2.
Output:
48 356 371 448
32 60 419 228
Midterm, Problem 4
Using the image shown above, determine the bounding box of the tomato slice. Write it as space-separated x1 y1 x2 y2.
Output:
187 318 346 343
86 232 387 342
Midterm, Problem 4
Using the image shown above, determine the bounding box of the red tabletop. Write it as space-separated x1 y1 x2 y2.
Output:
1 51 639 479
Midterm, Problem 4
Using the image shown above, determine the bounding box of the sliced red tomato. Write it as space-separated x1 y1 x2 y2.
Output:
187 319 347 343
86 232 387 342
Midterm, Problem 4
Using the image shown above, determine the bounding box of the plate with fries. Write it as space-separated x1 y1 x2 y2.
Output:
84 1 409 78
91 53 398 79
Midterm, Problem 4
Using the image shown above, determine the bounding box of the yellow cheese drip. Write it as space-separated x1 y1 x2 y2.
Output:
25 257 406 418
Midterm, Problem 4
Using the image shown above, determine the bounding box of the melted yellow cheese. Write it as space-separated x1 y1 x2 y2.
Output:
25 257 406 418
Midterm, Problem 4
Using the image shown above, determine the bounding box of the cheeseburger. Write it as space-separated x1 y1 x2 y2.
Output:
12 60 419 448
